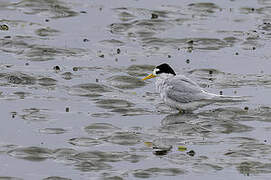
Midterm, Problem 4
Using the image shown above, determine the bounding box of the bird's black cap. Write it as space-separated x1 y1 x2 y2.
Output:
155 63 176 76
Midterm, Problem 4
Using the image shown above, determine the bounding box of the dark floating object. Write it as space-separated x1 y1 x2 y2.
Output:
25 63 29 66
0 24 9 31
53 66 60 71
73 67 78 71
187 150 195 156
153 149 169 156
186 59 190 64
96 79 99 83
152 145 172 156
83 38 89 42
117 48 121 54
235 52 239 55
4 36 11 38
45 19 50 22
244 106 249 110
168 55 171 58
11 112 16 118
209 70 213 75
187 47 193 52
151 13 158 19
252 47 256 50
99 54 105 58
187 40 194 44
65 107 70 112
80 11 87 14
219 91 223 95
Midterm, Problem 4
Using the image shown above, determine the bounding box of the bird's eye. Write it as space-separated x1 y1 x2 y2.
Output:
153 68 160 75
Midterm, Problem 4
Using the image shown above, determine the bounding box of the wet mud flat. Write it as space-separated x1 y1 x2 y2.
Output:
1 0 271 179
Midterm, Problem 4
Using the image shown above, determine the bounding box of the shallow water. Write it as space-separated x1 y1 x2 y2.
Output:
1 0 271 179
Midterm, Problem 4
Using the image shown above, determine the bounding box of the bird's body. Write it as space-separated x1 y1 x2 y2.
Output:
143 63 244 112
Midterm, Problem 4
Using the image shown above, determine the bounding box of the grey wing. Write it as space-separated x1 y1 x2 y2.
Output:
165 75 208 103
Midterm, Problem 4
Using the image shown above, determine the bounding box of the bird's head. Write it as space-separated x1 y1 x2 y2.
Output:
142 63 176 80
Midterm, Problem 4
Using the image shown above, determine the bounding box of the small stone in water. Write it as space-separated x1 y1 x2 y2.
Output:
178 146 187 151
187 40 194 44
187 150 195 156
73 67 78 71
151 13 158 19
0 24 9 31
53 66 60 71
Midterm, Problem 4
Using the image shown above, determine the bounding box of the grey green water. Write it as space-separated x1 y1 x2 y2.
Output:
1 0 271 179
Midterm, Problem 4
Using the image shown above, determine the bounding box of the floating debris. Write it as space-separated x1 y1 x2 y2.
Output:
0 24 9 31
80 11 87 14
53 66 60 71
186 59 190 64
177 146 187 151
244 106 249 110
187 150 195 156
11 112 17 118
65 107 70 112
45 19 50 22
151 13 158 19
235 52 239 55
117 48 121 54
219 91 223 95
99 54 105 58
83 38 89 42
144 142 153 148
152 144 172 156
187 40 194 45
73 67 78 71
187 47 193 52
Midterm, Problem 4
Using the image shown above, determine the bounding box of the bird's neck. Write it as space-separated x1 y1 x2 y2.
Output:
158 73 175 80
155 73 175 92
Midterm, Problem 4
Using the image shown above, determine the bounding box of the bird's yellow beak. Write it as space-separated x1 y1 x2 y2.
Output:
142 73 156 80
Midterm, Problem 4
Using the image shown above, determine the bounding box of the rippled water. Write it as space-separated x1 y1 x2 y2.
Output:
1 0 271 179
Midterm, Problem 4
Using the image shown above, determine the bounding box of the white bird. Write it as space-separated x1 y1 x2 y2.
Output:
142 63 244 112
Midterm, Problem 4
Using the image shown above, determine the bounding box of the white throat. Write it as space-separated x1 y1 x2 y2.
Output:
155 73 175 94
